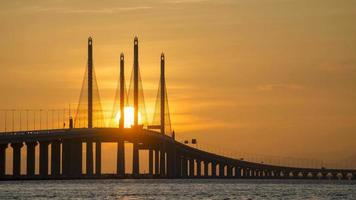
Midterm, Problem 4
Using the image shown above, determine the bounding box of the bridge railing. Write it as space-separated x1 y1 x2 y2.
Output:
0 109 70 133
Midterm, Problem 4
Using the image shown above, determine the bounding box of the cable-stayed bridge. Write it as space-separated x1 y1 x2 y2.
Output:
0 37 355 180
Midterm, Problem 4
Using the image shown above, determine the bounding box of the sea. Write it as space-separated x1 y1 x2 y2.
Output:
0 179 355 199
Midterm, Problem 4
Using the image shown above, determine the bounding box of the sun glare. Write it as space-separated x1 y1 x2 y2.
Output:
115 106 142 128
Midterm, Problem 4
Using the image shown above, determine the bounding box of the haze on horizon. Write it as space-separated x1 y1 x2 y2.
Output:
0 0 356 170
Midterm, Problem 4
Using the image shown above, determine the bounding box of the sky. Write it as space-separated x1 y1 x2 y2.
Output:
0 0 356 171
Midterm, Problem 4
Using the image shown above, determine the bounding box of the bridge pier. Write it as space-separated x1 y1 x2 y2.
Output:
51 140 60 177
95 141 101 176
211 162 217 177
132 142 139 177
154 148 159 176
196 160 201 177
26 142 36 177
182 157 188 177
235 167 241 178
148 149 153 176
176 153 182 178
166 144 176 178
86 141 93 176
70 139 82 177
11 143 23 177
159 144 166 177
204 161 209 177
188 158 194 177
39 141 49 177
0 144 7 177
117 140 125 176
219 163 225 178
227 165 233 178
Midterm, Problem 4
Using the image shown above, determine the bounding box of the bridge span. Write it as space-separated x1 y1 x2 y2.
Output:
0 127 355 180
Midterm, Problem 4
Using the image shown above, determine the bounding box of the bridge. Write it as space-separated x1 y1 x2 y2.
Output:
0 37 355 180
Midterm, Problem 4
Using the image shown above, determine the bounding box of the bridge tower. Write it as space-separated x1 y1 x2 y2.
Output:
133 37 139 127
88 37 93 128
160 53 165 134
133 37 139 176
119 53 125 129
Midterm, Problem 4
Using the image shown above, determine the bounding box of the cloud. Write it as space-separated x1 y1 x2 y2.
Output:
1 5 153 15
166 0 210 4
319 62 356 72
257 83 303 91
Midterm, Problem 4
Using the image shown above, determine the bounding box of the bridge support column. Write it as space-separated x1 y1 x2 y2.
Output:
167 144 176 178
196 160 201 177
235 167 241 178
132 142 139 177
62 140 69 176
182 157 188 177
227 165 233 178
204 161 209 177
70 139 82 177
211 162 217 177
154 148 159 176
189 158 194 177
219 163 225 178
159 144 166 177
51 140 60 177
0 144 7 177
11 143 23 177
117 140 125 176
148 149 153 176
95 141 101 175
176 153 182 178
86 141 93 176
39 141 49 177
26 142 36 177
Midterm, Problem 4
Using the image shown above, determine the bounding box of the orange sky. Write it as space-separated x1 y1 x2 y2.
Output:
1 0 356 170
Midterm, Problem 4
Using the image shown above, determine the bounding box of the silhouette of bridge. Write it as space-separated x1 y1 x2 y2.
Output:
0 37 355 180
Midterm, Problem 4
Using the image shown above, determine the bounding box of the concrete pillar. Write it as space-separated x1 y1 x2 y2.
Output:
132 142 139 176
211 162 217 177
219 163 225 178
227 165 233 178
154 149 159 175
26 142 36 177
182 157 188 177
70 139 82 177
11 143 23 177
51 141 60 177
86 141 93 176
39 141 49 177
235 167 241 178
159 145 166 177
62 140 70 176
117 140 125 176
189 158 194 177
166 144 176 178
242 168 247 178
176 154 182 178
95 141 101 175
0 144 7 177
204 161 209 177
148 149 153 176
284 171 290 178
196 160 201 177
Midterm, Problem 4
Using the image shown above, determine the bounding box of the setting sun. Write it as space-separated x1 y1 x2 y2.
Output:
115 106 142 128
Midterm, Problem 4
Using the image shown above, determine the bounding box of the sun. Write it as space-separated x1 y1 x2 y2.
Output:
115 106 142 128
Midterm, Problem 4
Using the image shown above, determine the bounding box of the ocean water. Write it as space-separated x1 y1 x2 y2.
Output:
0 179 355 199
